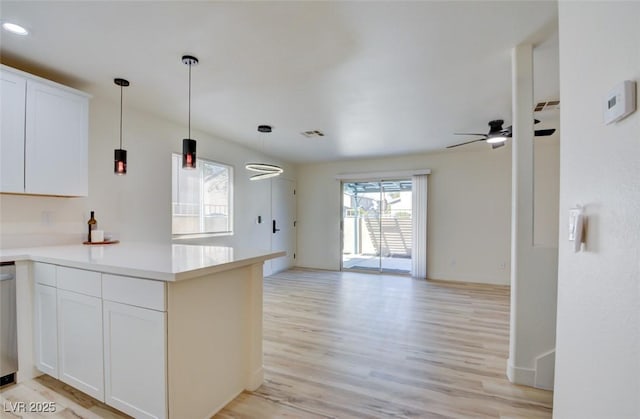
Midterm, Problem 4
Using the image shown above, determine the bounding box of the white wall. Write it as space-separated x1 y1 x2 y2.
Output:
0 76 295 254
296 141 559 285
554 2 640 418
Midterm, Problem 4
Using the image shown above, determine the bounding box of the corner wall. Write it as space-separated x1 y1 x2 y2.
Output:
296 141 559 285
554 2 640 417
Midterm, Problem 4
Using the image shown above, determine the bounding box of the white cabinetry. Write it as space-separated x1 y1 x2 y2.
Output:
57 281 104 401
103 301 166 419
102 273 167 419
0 65 89 196
32 263 166 418
0 70 26 193
34 283 58 378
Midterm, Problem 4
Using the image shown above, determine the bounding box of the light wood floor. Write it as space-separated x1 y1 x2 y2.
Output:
1 269 552 418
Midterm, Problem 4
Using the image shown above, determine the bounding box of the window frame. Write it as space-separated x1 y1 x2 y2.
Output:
171 153 234 238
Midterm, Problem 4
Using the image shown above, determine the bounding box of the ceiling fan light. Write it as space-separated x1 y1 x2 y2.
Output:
486 134 507 144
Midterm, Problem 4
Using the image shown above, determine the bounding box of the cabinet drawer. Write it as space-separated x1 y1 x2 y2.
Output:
102 274 165 312
33 262 56 287
57 266 101 297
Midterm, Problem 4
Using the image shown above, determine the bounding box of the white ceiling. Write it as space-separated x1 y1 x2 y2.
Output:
0 1 559 163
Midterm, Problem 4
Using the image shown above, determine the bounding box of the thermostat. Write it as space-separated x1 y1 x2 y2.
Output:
604 80 636 125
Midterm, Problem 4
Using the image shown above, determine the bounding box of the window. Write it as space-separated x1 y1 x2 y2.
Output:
172 154 233 236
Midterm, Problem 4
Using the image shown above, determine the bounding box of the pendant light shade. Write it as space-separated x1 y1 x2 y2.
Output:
245 125 284 180
114 78 129 175
114 149 127 174
181 55 198 169
182 138 196 168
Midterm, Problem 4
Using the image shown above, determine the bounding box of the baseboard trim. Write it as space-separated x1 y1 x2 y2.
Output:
534 349 555 390
429 272 510 286
506 358 535 387
507 351 556 390
246 367 264 391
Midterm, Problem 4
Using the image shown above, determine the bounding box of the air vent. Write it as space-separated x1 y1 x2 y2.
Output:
535 100 560 112
301 130 325 138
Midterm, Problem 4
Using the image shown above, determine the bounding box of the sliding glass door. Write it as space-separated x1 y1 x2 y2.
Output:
341 179 413 274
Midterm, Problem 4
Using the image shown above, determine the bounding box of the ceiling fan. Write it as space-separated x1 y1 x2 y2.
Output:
447 119 556 149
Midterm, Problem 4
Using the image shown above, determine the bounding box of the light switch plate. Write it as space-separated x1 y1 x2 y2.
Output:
604 80 636 125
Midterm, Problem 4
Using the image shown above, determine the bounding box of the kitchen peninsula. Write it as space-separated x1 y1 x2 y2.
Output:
0 242 284 419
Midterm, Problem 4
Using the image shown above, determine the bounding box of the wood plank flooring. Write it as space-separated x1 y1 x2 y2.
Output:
219 269 552 418
1 269 552 418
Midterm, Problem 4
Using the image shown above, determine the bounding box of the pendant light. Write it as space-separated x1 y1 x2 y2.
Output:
181 55 199 169
245 125 284 180
114 78 129 175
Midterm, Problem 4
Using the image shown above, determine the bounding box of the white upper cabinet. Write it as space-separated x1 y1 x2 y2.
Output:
0 70 26 193
0 65 89 196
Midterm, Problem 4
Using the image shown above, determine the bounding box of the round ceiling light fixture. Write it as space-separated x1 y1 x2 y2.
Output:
245 125 284 181
2 22 29 36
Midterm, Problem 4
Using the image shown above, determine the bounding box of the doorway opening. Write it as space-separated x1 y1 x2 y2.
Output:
341 180 412 274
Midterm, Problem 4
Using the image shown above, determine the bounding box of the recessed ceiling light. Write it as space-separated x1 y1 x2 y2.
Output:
2 22 29 36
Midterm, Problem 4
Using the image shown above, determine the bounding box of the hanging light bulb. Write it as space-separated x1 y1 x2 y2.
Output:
181 55 199 169
245 124 284 180
113 78 129 175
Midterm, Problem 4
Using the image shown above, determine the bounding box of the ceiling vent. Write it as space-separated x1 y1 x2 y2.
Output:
534 100 560 112
301 130 325 138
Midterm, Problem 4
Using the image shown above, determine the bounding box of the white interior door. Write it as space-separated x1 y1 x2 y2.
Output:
270 178 296 275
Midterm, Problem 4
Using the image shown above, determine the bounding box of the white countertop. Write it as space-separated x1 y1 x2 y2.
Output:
0 242 285 281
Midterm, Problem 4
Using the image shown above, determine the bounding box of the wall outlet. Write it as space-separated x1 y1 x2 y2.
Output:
41 211 54 226
500 261 507 270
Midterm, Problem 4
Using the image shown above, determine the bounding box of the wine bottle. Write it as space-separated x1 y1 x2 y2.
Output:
88 211 97 241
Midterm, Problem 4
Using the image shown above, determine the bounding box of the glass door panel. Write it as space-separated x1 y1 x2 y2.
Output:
342 180 412 274
342 182 381 272
380 180 413 274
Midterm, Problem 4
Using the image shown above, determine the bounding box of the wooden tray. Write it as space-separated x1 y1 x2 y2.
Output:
82 240 120 245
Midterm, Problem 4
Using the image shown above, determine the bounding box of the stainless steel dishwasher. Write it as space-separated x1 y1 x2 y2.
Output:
0 261 17 387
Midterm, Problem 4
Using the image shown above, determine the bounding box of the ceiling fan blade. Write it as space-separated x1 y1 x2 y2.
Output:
503 119 540 131
453 132 486 136
534 128 556 136
491 142 505 149
446 138 487 149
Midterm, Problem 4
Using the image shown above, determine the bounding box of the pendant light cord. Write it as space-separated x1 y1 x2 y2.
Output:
188 62 192 139
119 84 123 149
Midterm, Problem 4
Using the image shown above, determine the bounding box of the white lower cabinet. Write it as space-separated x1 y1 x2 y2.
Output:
103 301 167 419
33 263 167 418
34 283 58 378
57 289 104 401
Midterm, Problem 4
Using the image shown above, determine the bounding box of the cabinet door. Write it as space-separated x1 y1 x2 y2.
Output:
25 79 88 196
103 301 167 419
57 289 104 401
34 283 58 378
0 70 26 193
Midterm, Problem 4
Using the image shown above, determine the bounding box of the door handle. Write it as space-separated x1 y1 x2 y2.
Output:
273 220 280 234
